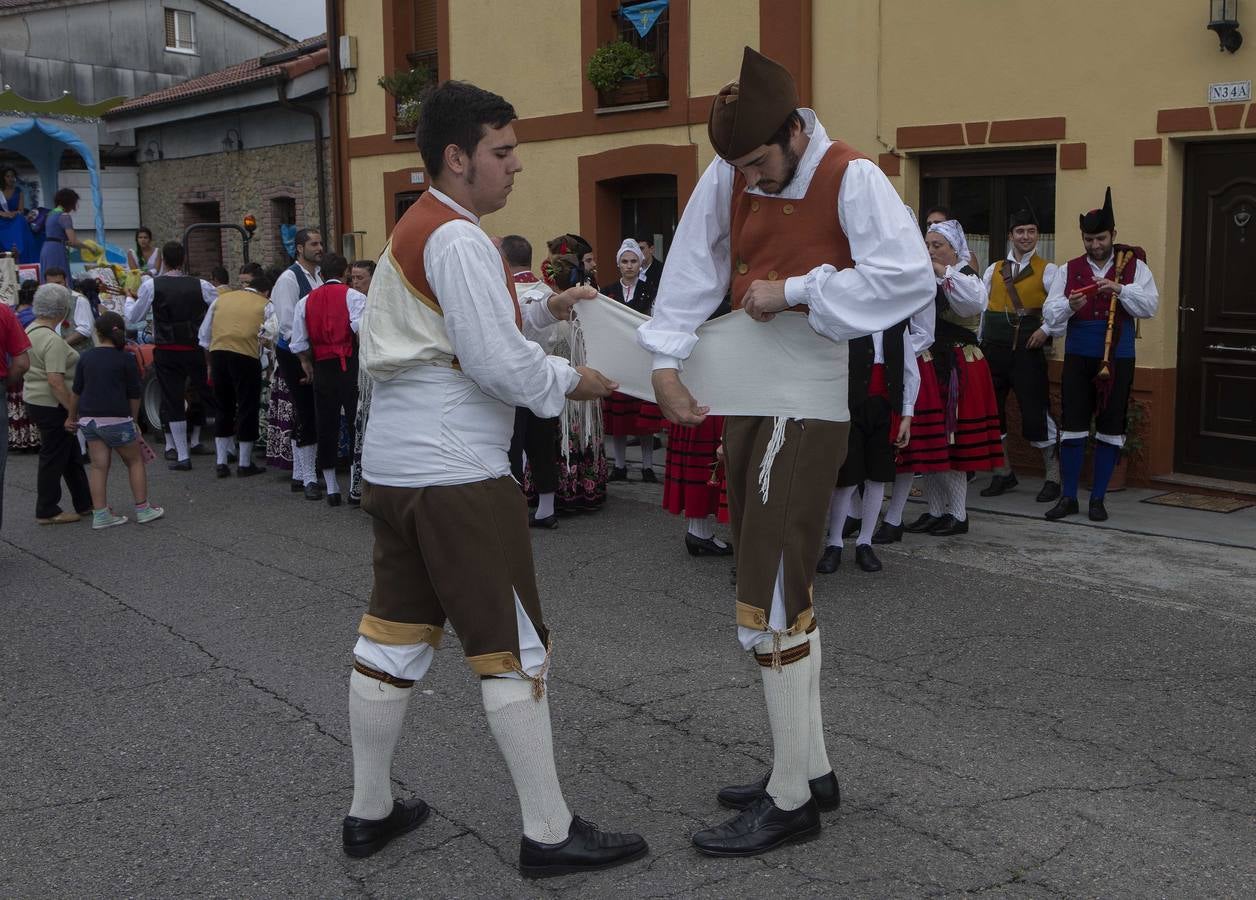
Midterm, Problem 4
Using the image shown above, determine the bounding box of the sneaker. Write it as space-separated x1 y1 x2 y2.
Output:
92 510 129 530
135 505 165 524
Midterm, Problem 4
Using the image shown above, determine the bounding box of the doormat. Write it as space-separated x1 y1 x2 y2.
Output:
1142 491 1256 513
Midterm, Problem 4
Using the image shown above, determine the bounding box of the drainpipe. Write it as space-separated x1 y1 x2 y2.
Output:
278 78 328 245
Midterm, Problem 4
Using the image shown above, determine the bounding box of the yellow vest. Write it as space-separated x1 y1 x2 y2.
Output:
987 254 1049 314
210 289 268 358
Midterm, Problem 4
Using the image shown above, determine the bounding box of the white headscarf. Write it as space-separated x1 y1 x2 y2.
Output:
615 238 643 264
926 219 971 268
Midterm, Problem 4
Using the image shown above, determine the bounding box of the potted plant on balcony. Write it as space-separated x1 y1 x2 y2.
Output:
379 67 432 133
586 40 666 107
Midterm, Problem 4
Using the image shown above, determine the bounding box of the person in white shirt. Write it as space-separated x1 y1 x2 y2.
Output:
340 80 647 876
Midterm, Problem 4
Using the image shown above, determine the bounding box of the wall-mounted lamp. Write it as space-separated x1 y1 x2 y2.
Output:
144 139 163 160
1209 0 1243 52
222 128 243 151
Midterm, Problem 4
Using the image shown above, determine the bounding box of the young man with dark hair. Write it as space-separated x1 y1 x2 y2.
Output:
125 239 219 468
635 235 663 292
343 80 646 876
499 233 532 270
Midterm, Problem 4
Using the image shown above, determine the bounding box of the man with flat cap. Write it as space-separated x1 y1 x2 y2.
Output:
979 203 1064 502
1042 188 1158 522
639 46 934 856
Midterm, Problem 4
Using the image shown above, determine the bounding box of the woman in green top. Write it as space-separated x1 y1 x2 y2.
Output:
23 282 91 524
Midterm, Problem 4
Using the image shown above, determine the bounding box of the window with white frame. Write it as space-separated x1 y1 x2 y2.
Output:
164 9 196 53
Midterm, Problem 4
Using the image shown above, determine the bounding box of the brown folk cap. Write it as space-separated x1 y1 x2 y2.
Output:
708 46 800 161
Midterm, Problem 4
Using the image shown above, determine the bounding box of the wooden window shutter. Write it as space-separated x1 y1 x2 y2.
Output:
413 0 438 52
164 8 176 47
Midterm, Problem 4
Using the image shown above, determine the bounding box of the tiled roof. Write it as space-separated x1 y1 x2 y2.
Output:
105 35 327 117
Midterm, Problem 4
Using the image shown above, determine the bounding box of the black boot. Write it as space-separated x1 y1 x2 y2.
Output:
903 512 941 533
979 472 1018 497
1044 496 1079 520
692 795 821 857
519 816 648 878
1036 480 1062 502
342 798 430 858
815 545 841 574
855 544 882 572
871 521 903 544
717 770 841 811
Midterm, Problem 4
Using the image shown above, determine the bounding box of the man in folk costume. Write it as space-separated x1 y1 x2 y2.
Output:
343 80 647 877
979 205 1064 502
1042 188 1158 522
639 47 933 856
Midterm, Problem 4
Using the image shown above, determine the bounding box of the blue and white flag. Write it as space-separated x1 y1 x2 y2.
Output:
621 0 668 39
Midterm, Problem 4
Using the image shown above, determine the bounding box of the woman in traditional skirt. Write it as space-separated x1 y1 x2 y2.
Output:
601 238 659 483
264 355 295 479
663 415 733 556
901 219 1000 537
7 280 39 451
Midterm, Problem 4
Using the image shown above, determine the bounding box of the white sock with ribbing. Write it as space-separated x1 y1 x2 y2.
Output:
324 467 340 495
759 630 812 811
290 439 302 482
348 668 413 820
299 444 318 485
806 627 832 780
884 472 914 526
946 470 969 521
924 473 946 516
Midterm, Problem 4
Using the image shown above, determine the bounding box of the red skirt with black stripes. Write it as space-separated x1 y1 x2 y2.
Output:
662 415 724 519
945 352 1003 471
897 355 950 473
603 391 646 436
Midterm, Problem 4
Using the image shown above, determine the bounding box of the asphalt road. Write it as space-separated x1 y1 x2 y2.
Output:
2 452 1255 898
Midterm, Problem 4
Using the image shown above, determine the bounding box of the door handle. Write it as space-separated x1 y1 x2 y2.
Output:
1178 306 1196 312
1207 343 1256 353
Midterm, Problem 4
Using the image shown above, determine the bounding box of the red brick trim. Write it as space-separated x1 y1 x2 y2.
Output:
1058 142 1086 170
382 166 427 233
1214 103 1246 130
877 152 901 176
1133 138 1163 167
896 123 965 149
1157 106 1212 133
988 116 1066 144
964 121 989 145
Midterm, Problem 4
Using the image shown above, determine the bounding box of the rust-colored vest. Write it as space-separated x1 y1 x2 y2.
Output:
729 141 867 310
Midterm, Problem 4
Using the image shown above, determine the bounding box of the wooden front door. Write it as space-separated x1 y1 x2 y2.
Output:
1177 141 1256 483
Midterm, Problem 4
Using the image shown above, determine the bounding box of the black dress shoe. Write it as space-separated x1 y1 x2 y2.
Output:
608 466 628 482
717 771 841 812
686 533 732 557
903 512 941 533
640 467 658 483
327 492 342 507
1036 480 1062 502
304 482 325 501
980 472 1018 497
927 514 969 536
529 512 558 529
855 544 882 572
342 797 430 858
519 815 648 879
168 459 192 471
841 516 861 539
1044 496 1079 520
1088 498 1109 522
290 479 304 493
237 464 265 478
348 495 361 507
163 448 177 461
216 464 231 479
189 443 212 456
815 544 841 574
871 521 903 544
693 795 821 857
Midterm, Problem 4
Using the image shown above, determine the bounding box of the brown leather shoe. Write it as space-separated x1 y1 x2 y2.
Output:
36 511 82 525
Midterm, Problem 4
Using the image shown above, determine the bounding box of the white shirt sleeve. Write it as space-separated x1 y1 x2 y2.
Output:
1039 262 1065 337
199 279 218 307
197 298 217 349
1119 259 1159 319
288 296 310 354
1042 266 1072 332
270 270 300 339
346 287 368 333
901 327 920 416
785 159 936 343
519 288 560 342
127 277 155 326
908 304 935 357
636 157 733 370
938 266 987 317
981 263 996 296
72 295 93 338
428 225 580 417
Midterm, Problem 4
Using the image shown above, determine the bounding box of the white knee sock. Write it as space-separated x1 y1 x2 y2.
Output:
858 481 884 546
324 467 340 495
170 421 189 461
482 677 573 843
687 516 714 540
190 425 201 449
827 485 857 544
946 470 969 521
348 669 413 820
535 492 555 519
924 473 946 516
611 435 627 469
884 472 914 526
806 628 832 780
1042 445 1060 483
164 430 175 452
299 444 318 485
239 440 254 468
215 437 233 466
290 439 301 481
640 435 654 470
759 631 812 811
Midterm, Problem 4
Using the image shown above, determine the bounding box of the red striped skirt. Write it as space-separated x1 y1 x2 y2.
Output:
897 355 949 473
603 391 645 436
946 352 1003 471
635 401 666 434
662 415 724 519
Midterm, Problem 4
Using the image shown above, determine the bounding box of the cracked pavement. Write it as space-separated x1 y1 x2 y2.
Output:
2 452 1255 897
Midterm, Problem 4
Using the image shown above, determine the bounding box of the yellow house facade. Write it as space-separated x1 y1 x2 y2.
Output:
328 0 1256 489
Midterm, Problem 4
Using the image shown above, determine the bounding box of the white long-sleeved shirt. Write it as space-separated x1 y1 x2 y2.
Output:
196 287 273 351
70 292 93 340
981 248 1064 338
362 188 579 488
871 329 920 416
288 280 368 354
936 265 988 320
125 270 218 327
638 109 935 369
1041 255 1159 333
270 263 324 340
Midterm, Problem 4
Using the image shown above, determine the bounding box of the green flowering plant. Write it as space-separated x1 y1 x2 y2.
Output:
585 41 658 93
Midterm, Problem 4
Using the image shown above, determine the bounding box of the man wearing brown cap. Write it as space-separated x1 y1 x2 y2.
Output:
639 47 934 856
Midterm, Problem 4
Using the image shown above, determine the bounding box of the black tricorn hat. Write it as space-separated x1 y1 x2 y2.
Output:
1008 198 1039 231
708 46 799 161
1079 187 1115 234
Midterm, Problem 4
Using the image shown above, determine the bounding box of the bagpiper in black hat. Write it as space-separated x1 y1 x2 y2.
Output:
1079 187 1115 234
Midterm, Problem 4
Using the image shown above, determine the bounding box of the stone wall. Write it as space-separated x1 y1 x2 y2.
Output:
136 138 333 278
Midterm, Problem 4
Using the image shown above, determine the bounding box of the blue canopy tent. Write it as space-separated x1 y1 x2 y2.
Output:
0 117 107 247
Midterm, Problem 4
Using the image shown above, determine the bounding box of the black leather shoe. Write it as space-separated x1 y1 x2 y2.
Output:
815 545 841 574
640 468 658 483
608 467 628 482
855 544 882 572
1088 498 1109 522
348 495 361 507
686 533 732 556
290 479 304 493
529 512 558 529
304 482 325 501
163 448 177 461
902 512 940 533
841 516 861 539
168 459 192 471
519 815 648 879
927 514 969 536
1044 497 1079 520
216 464 231 479
693 795 821 857
189 443 212 456
342 797 430 858
871 521 902 544
1036 480 1062 503
237 464 265 478
717 771 841 812
327 492 342 507
980 472 1018 497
